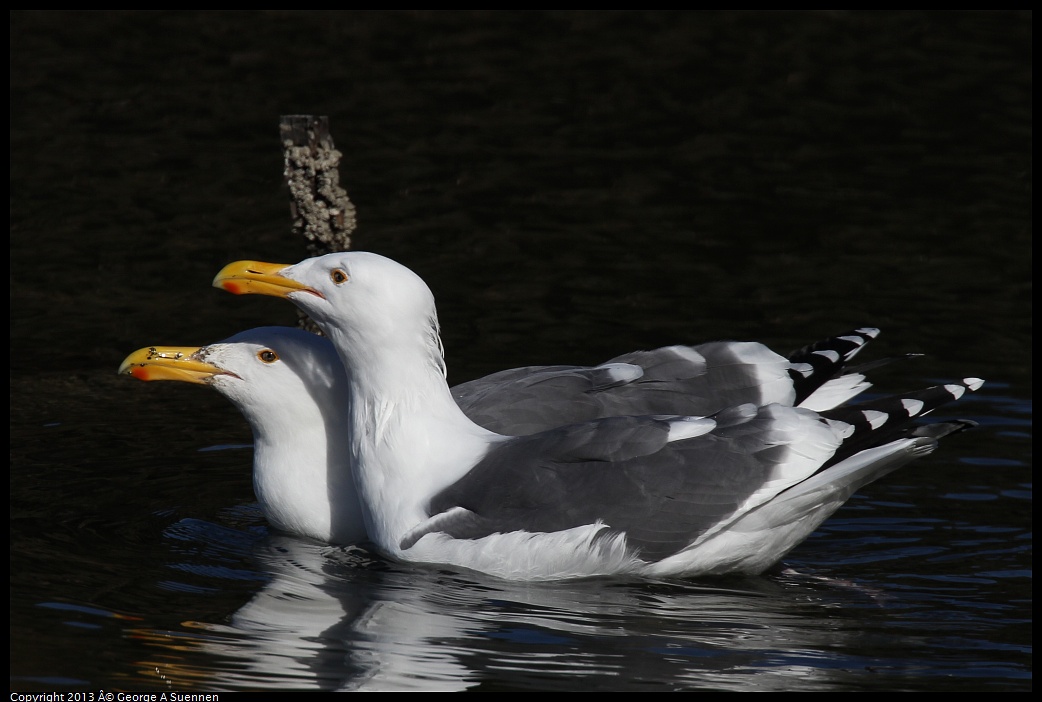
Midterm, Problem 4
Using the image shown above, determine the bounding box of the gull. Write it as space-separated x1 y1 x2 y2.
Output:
119 322 878 546
203 252 981 580
120 327 367 545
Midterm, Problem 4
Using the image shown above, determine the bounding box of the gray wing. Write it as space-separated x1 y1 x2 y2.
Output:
451 329 879 436
406 404 837 561
410 376 982 563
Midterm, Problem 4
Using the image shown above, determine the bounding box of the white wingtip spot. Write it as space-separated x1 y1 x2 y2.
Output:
901 398 925 416
837 335 869 360
855 327 881 338
813 349 841 363
798 374 870 411
790 362 814 378
963 377 985 391
944 384 967 400
666 417 717 443
734 403 759 420
598 362 644 384
667 345 708 365
861 409 889 429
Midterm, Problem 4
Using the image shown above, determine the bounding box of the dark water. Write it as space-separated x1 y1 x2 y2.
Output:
11 11 1030 691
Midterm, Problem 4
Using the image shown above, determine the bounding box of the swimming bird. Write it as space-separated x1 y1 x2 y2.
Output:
210 252 983 579
119 327 367 545
119 323 878 547
211 252 980 580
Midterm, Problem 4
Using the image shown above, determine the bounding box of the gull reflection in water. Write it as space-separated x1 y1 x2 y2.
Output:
127 518 889 692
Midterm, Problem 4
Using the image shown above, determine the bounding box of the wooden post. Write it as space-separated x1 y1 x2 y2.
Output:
279 115 357 333
279 115 357 257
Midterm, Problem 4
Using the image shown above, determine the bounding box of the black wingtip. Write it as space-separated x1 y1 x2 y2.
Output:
821 378 984 465
787 328 882 405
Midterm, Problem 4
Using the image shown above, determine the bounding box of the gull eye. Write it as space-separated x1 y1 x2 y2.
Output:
258 349 279 364
330 269 349 285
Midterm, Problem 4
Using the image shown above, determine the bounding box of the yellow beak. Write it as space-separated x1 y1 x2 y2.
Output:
118 346 226 384
212 260 314 298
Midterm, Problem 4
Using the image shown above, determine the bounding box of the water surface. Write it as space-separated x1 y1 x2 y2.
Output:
10 11 1031 691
